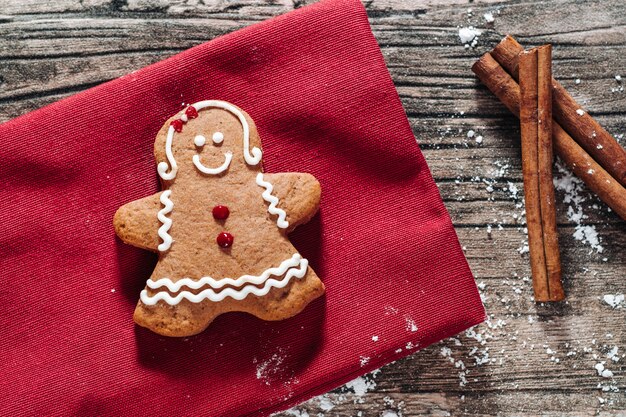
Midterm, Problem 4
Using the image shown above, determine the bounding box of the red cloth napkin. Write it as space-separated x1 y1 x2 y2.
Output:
0 0 484 415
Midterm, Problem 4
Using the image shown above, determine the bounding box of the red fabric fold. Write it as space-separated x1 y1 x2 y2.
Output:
0 0 484 415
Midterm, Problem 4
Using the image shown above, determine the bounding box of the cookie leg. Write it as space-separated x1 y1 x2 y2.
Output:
245 268 325 321
134 298 228 337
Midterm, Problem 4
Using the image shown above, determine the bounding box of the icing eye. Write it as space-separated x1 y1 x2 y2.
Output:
194 135 206 147
212 132 224 144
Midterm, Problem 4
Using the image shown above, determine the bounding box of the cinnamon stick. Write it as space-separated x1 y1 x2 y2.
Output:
536 46 564 301
519 48 548 300
492 35 626 187
471 53 626 221
519 46 564 302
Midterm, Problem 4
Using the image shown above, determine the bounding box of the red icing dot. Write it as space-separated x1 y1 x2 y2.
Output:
216 232 234 248
185 106 199 119
170 119 184 132
212 205 230 220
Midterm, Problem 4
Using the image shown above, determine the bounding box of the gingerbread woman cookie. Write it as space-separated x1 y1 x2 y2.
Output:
114 100 324 337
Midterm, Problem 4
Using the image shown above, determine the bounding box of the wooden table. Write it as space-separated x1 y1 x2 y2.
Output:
2 0 624 415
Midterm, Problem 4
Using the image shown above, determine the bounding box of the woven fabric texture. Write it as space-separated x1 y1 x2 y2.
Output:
0 0 484 415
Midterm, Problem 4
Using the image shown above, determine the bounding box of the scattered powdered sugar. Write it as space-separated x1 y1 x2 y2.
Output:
255 352 285 386
573 224 603 253
419 245 625 405
518 242 529 254
603 294 625 309
483 12 495 23
317 395 335 412
507 182 519 199
437 319 505 387
440 345 468 386
607 346 620 362
610 75 624 93
553 161 604 253
458 27 481 48
254 345 302 390
456 124 486 146
576 109 585 116
491 160 511 179
278 300 624 415
405 317 418 332
384 305 399 315
344 371 381 397
278 370 382 416
428 284 625 410
283 409 309 417
595 362 615 378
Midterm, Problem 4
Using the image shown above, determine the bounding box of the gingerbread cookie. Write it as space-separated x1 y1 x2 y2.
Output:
114 100 324 337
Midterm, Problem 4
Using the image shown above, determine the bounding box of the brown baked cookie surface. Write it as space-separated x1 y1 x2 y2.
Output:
113 101 324 337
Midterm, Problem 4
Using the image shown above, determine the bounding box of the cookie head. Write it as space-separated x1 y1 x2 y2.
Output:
154 100 263 181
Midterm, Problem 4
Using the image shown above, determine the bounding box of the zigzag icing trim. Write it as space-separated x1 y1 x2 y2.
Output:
157 190 174 252
140 255 308 305
256 172 289 229
147 253 302 291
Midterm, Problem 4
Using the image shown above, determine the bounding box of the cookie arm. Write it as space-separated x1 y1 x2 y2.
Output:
262 173 321 232
113 192 163 252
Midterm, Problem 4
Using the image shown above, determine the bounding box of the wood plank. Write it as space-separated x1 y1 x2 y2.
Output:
274 391 625 416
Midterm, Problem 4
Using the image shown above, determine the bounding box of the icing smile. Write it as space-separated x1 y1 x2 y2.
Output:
193 152 233 175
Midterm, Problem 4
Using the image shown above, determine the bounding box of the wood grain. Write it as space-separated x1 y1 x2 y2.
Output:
1 0 625 415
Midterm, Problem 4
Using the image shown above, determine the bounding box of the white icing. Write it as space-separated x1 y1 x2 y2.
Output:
256 173 289 229
157 190 174 252
157 100 262 180
194 135 206 147
140 254 308 305
148 253 302 291
193 152 233 175
193 101 261 165
212 132 224 144
157 126 177 180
